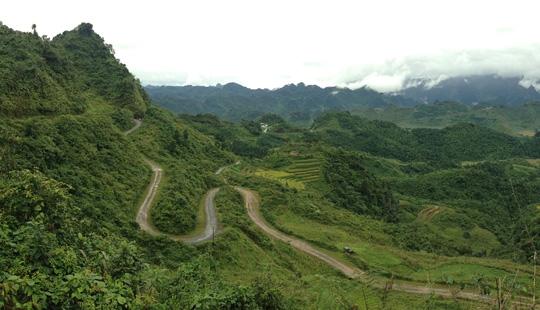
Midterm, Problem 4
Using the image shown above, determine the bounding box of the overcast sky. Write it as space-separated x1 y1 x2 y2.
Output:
3 0 540 91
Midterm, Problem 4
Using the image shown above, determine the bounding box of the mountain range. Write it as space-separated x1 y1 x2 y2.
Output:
146 75 540 126
397 74 540 105
1 21 539 309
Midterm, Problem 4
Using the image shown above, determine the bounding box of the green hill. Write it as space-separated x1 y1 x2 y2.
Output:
313 111 537 164
353 101 540 136
145 83 417 126
0 23 283 308
0 22 148 117
1 22 538 309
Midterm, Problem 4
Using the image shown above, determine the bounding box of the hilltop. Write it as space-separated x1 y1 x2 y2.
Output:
1 22 539 309
0 22 149 117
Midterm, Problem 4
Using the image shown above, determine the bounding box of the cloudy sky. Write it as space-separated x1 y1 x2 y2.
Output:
3 0 540 91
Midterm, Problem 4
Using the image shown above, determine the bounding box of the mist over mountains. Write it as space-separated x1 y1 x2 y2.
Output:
2 18 540 308
397 74 540 105
146 74 540 124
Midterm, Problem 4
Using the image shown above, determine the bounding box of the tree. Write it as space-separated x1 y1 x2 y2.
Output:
76 23 94 36
0 170 77 231
183 129 189 141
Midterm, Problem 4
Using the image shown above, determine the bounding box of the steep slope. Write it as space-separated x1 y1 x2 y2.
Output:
0 23 283 308
0 22 149 117
2 22 537 309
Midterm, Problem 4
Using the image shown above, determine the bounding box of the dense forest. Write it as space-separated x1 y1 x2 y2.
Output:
0 23 284 308
145 83 417 125
312 112 538 164
1 21 539 309
353 101 540 136
185 112 540 262
146 77 540 132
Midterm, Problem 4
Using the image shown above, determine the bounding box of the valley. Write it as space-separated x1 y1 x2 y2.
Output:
0 21 539 309
122 114 539 307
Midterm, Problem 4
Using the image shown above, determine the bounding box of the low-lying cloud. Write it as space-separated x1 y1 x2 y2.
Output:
6 0 539 93
338 45 540 92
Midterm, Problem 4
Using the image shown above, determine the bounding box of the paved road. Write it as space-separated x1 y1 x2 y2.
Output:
235 186 538 308
125 120 220 244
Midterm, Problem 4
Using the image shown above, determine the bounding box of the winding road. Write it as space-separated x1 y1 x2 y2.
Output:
235 187 363 279
125 120 537 307
234 186 537 308
135 159 163 237
125 120 220 244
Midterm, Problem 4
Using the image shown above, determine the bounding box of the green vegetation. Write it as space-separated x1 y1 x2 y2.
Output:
211 186 485 309
0 22 290 308
0 23 148 117
353 101 540 136
323 149 399 221
1 21 538 309
146 83 415 126
314 112 536 164
285 156 322 183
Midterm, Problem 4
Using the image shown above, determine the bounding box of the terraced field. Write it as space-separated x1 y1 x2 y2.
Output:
417 205 443 221
284 157 323 184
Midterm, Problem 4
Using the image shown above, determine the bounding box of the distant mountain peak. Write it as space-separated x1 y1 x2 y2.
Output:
397 74 540 106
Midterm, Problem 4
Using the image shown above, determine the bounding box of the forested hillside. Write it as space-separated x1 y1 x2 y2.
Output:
0 23 287 308
185 111 540 263
312 112 538 164
145 83 416 125
353 101 540 136
0 22 148 117
1 22 539 309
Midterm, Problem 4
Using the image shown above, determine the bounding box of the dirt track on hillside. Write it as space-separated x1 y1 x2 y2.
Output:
235 186 363 279
125 120 220 244
234 186 537 308
125 120 536 307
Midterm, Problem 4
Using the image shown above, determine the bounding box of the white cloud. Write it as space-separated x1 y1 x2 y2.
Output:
2 0 540 91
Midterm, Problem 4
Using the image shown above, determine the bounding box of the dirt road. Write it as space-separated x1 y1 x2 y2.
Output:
123 119 142 135
174 188 220 244
135 159 163 236
125 120 220 244
124 120 536 307
235 187 363 279
235 186 537 308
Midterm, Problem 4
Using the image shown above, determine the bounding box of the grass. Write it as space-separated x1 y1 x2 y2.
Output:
211 186 486 309
254 156 324 188
267 203 539 297
176 189 211 239
417 205 444 221
285 158 322 183
226 152 540 304
517 129 536 137
255 169 306 190
527 159 540 167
